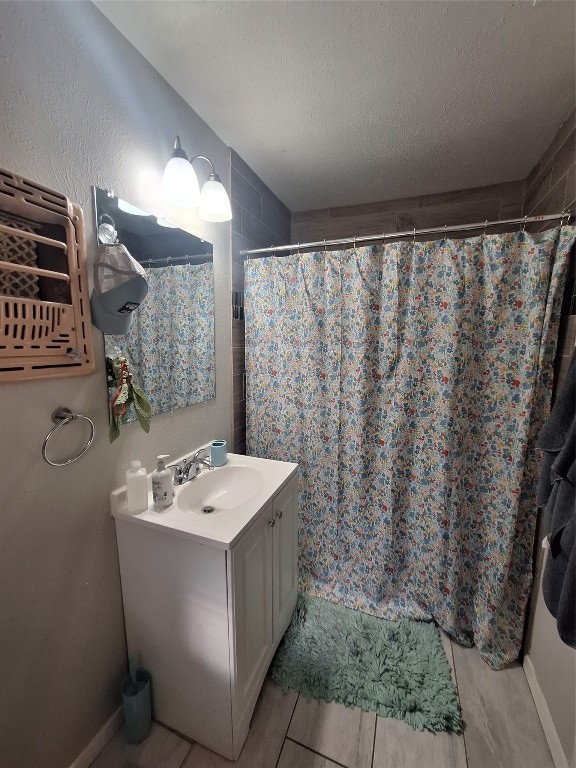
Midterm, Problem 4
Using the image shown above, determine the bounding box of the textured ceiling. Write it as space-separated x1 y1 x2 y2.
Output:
95 1 575 212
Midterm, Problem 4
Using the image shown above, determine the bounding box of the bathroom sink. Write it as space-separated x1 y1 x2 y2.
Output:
111 451 298 549
176 464 265 515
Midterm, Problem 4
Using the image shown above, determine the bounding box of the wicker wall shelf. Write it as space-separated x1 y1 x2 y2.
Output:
0 168 94 381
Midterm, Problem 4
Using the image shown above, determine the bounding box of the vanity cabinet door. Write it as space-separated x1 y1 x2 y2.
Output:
272 477 298 641
231 507 273 724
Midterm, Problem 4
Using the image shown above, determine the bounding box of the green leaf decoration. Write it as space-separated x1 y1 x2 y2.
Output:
132 385 152 433
109 414 121 443
106 355 152 443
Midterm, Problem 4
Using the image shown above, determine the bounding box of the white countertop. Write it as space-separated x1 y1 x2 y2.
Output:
111 452 298 550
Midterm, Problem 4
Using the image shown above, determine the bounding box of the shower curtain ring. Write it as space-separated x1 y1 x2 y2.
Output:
483 220 488 236
412 228 416 244
522 216 527 233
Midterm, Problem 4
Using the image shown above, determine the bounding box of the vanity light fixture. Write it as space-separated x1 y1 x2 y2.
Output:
162 136 232 222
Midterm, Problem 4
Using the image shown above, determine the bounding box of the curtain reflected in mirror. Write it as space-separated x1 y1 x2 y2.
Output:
93 187 215 424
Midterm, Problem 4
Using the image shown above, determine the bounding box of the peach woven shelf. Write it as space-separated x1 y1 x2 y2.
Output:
0 168 94 380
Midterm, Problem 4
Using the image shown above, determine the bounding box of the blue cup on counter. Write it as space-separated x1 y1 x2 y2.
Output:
210 439 227 467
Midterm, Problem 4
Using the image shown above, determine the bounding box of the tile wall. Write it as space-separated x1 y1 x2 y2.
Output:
292 180 525 242
230 150 292 453
523 108 576 390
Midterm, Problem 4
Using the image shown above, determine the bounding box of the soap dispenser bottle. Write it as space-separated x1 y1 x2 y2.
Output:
152 455 174 511
126 460 148 513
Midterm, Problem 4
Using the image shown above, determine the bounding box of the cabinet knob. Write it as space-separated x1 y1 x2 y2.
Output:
275 510 283 519
269 518 276 527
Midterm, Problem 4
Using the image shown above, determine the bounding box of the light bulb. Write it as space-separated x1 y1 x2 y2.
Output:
199 176 232 222
162 157 200 208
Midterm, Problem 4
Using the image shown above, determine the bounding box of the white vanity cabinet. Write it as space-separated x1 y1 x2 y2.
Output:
113 456 298 761
230 479 298 746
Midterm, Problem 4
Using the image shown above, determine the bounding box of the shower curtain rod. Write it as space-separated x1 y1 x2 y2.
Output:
239 211 573 256
140 253 212 266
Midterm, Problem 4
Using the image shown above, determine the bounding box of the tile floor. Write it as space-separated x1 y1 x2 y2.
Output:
91 632 555 768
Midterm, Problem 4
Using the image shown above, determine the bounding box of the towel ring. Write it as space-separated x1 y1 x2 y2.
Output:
42 407 95 466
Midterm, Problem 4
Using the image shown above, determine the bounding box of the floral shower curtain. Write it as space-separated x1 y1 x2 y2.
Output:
245 226 576 668
123 262 215 415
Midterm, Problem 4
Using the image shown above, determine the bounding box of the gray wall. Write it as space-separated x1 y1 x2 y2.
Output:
230 150 291 453
0 3 232 767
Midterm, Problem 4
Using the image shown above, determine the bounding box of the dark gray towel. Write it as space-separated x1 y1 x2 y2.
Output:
537 356 576 512
542 429 575 647
537 356 576 649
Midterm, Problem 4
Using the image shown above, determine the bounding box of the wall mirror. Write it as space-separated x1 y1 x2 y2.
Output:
93 187 215 424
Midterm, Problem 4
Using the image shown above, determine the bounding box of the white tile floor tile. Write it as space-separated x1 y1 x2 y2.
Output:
277 739 342 768
182 678 297 768
373 716 467 768
288 697 375 768
92 633 555 768
452 642 555 768
90 722 191 768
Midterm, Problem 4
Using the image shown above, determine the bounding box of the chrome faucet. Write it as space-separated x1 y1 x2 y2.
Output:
185 448 215 480
170 448 214 485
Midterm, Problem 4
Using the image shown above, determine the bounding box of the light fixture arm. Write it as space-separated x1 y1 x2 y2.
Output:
190 154 219 181
175 145 221 182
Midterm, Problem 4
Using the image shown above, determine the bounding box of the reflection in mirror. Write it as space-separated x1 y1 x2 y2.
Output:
93 187 215 425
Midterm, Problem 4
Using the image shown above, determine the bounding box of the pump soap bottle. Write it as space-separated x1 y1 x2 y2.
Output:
152 455 174 511
126 460 148 513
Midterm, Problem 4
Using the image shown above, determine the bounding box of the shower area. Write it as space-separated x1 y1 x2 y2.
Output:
241 217 575 670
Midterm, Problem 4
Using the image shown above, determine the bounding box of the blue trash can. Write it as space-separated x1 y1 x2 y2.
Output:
121 668 151 744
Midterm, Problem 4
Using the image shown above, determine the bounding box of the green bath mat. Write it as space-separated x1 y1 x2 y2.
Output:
270 594 463 732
